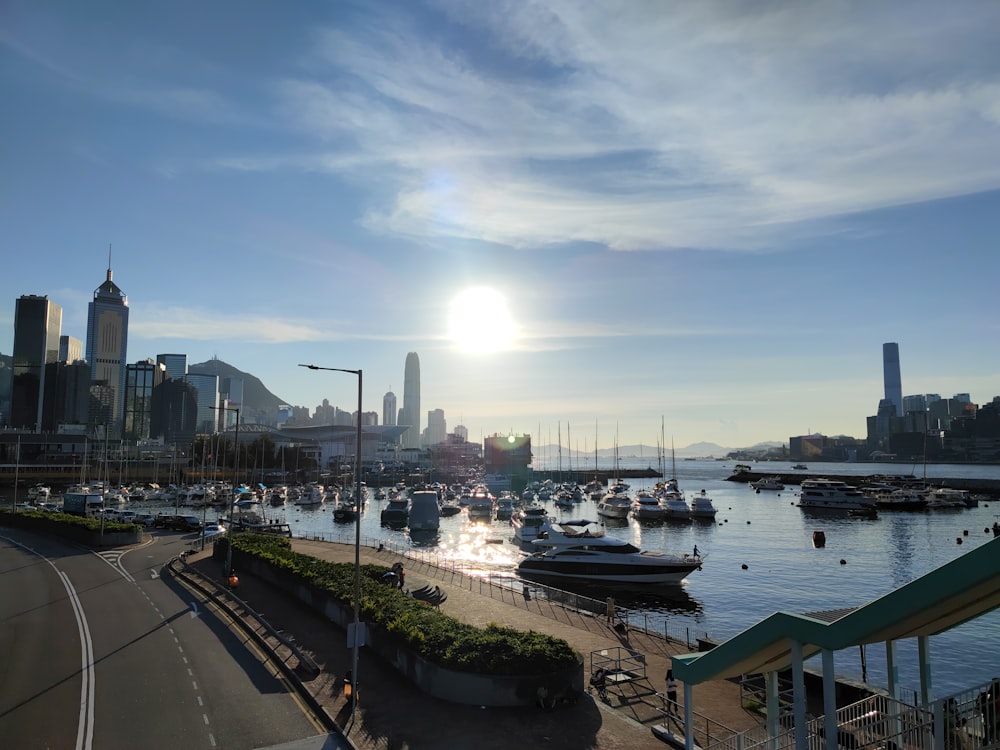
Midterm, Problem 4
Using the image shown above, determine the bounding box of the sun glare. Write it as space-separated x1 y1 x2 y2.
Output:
448 287 516 353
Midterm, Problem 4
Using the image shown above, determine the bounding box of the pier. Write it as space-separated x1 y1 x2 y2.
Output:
726 469 1000 498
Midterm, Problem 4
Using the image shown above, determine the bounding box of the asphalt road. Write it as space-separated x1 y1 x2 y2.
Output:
0 528 323 750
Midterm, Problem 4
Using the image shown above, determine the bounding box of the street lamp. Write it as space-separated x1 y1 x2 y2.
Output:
298 363 363 719
209 404 240 567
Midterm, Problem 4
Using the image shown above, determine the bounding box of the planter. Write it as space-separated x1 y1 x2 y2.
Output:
235 550 583 706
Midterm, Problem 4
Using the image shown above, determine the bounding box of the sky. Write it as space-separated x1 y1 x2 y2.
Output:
2 0 999 451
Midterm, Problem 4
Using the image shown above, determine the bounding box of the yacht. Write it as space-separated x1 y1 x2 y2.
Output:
874 489 928 511
380 497 409 526
408 490 441 531
510 504 551 547
658 485 691 520
517 523 703 585
466 487 495 520
798 479 876 512
687 489 718 520
297 484 325 507
494 493 516 520
750 477 785 491
631 490 665 521
596 488 632 519
925 487 975 509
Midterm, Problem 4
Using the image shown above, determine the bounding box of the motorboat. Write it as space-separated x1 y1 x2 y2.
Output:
511 504 552 546
631 490 665 521
517 523 703 585
874 489 928 511
466 487 495 520
798 479 876 512
596 488 632 519
439 496 462 517
658 487 691 520
792 464 808 470
925 487 975 509
297 484 325 507
750 477 785 491
687 489 718 520
495 493 516 520
408 490 441 531
380 497 409 526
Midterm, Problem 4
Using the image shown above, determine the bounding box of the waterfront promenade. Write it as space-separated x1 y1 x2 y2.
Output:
189 538 764 750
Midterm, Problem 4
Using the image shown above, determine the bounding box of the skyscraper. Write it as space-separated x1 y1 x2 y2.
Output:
156 353 188 381
11 295 62 430
382 391 397 427
86 261 129 433
882 342 903 418
401 352 421 449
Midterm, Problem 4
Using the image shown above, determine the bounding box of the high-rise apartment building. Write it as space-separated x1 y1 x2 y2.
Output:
86 263 129 433
383 390 397 426
882 342 902 418
11 295 62 430
156 353 188 381
401 352 421 449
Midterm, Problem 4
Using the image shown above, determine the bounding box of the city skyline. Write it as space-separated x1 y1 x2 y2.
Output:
2 2 999 448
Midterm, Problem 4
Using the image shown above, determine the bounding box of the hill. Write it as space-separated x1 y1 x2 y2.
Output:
188 358 288 424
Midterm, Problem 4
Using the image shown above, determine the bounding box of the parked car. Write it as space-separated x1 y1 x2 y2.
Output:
177 515 203 532
134 513 156 528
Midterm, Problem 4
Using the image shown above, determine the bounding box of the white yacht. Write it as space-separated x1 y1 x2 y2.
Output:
510 504 551 546
687 489 718 520
517 523 703 585
466 486 495 520
874 489 928 511
632 490 665 521
750 477 785 491
658 488 691 519
798 479 876 512
596 487 632 519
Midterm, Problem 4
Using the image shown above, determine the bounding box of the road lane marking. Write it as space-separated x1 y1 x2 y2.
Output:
2 535 96 750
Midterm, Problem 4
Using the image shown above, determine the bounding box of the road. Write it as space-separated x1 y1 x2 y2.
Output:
0 528 323 749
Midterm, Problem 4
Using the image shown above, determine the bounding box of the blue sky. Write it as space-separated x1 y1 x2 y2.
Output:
2 0 998 450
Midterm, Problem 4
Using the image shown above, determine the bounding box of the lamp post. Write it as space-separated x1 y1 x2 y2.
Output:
299 363 363 718
209 404 240 566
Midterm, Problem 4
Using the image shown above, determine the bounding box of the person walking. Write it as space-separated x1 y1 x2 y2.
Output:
665 669 678 716
605 596 616 626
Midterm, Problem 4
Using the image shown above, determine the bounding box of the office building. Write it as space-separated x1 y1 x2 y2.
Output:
10 295 62 430
882 342 903 418
401 352 421 449
150 377 199 443
85 263 129 433
383 390 397 427
185 372 220 434
59 335 83 364
156 353 188 381
123 359 168 441
425 408 447 447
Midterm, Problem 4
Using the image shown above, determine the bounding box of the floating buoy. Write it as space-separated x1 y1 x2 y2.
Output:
963 530 969 536
741 563 749 570
956 538 963 545
747 520 751 524
840 559 847 565
813 531 826 548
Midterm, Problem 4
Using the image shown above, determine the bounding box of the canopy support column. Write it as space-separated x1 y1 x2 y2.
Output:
766 670 780 741
822 648 838 750
791 640 808 750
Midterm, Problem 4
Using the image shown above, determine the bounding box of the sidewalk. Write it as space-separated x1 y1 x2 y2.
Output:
190 539 763 749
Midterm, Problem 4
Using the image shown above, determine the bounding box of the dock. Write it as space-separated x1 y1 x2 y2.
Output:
726 469 1000 498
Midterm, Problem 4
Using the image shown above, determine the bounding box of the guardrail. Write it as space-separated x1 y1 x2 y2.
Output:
165 554 350 744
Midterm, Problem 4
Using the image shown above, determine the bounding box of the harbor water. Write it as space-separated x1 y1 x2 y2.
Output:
172 460 1000 697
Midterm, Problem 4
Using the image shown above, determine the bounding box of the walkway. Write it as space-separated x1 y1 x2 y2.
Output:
189 538 764 749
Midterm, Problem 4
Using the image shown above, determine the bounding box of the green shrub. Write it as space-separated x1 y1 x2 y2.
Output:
230 533 578 676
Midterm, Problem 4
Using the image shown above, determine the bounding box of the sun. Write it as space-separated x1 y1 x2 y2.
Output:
448 287 517 353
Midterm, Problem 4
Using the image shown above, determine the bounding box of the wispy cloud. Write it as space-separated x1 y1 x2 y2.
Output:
256 1 1000 251
130 307 330 344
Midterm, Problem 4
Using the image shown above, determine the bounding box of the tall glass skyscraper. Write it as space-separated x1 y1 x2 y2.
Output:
401 352 421 449
185 372 220 434
156 353 188 381
86 263 129 433
11 294 62 430
382 391 397 427
882 342 903 418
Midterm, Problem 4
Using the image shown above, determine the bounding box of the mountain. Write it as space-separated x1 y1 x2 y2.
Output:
188 358 288 423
